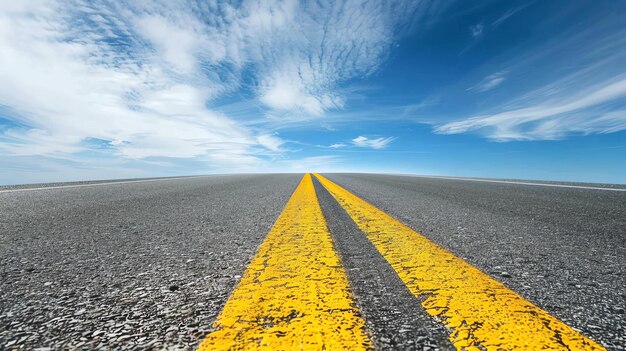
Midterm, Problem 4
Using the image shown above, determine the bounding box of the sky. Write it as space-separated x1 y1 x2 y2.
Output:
1 0 626 185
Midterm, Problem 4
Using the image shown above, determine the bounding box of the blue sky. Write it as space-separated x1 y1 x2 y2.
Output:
1 0 625 185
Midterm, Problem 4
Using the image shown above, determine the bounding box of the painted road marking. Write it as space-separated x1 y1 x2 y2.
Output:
401 174 626 192
198 174 372 350
0 175 211 193
314 173 606 351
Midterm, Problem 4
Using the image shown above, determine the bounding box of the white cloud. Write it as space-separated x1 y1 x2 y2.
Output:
0 0 448 182
134 15 206 74
258 70 341 116
329 143 346 148
0 1 267 166
437 76 626 140
468 71 507 93
352 136 395 149
240 0 430 116
256 134 284 152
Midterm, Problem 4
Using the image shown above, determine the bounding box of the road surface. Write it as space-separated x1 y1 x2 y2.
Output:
1 174 624 350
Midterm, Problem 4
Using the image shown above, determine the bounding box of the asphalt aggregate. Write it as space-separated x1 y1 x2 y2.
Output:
0 174 300 350
1 173 625 350
322 173 626 350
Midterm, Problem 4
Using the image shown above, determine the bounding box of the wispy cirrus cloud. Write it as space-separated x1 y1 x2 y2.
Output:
436 4 626 141
492 2 534 27
352 136 396 149
437 76 626 140
467 71 507 93
250 1 433 116
256 134 285 152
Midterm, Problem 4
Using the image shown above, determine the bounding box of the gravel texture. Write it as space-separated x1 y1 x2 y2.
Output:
2 173 624 350
323 173 626 350
0 174 300 350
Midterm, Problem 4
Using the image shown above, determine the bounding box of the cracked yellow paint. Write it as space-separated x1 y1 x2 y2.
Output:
198 174 372 350
314 173 606 351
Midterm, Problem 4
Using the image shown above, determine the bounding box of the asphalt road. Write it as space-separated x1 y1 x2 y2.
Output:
313 177 454 350
0 175 301 350
322 173 626 350
1 173 625 350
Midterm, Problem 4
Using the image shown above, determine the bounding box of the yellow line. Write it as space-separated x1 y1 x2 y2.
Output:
198 174 372 350
314 173 606 351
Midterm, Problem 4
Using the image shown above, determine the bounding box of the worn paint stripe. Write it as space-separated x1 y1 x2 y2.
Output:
198 174 372 350
401 175 626 192
0 176 210 193
314 173 606 351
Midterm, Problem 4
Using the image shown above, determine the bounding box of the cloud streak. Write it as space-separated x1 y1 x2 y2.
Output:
436 5 626 141
467 71 507 93
352 136 396 149
437 76 626 140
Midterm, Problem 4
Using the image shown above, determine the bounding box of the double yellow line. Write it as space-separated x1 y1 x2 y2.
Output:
198 174 370 350
198 174 605 350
